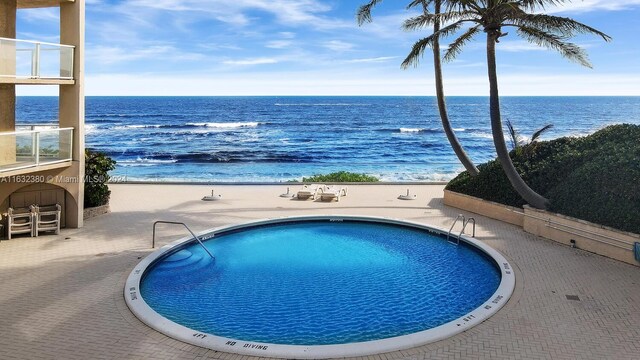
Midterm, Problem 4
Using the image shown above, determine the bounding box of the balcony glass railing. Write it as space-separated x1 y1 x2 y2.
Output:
0 37 74 79
0 127 73 173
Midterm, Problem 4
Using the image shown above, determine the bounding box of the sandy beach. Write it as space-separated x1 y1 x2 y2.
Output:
1 183 639 359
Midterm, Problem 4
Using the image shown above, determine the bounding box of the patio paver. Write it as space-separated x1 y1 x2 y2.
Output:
1 184 638 360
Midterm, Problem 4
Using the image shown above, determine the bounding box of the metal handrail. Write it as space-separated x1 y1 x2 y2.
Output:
447 214 465 244
0 37 75 49
459 217 476 239
0 127 73 173
0 37 74 79
513 209 637 249
152 221 215 259
0 127 73 136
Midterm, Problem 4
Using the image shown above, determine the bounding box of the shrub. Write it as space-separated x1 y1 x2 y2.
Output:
446 160 524 207
301 171 379 183
445 124 640 234
84 149 116 208
547 128 640 233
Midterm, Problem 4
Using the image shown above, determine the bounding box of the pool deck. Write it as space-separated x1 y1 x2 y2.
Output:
1 184 639 360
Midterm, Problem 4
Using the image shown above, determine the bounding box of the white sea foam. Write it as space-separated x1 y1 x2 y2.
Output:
186 122 261 128
85 124 99 134
114 124 162 130
470 132 494 139
138 157 177 164
399 128 425 133
119 157 178 167
453 128 466 131
376 171 459 182
118 163 156 167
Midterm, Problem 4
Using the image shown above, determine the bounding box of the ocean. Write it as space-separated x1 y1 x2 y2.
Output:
15 96 640 182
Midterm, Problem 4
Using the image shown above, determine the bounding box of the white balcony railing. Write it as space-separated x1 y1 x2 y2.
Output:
0 37 74 79
0 127 73 173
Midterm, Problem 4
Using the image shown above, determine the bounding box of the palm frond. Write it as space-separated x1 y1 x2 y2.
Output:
454 0 483 13
514 14 612 41
406 0 431 10
401 36 437 69
516 26 593 67
403 14 434 31
443 25 481 62
402 11 473 31
401 21 466 68
406 0 460 12
530 124 554 142
517 0 566 12
506 119 520 150
357 0 384 25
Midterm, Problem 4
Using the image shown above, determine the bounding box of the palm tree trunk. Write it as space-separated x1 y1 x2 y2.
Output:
432 1 479 176
486 32 548 209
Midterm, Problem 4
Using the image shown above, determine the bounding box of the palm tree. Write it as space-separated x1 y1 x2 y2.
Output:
506 120 553 149
357 0 480 176
401 0 610 209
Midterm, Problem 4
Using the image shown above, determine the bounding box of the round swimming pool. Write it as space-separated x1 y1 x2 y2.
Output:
126 216 514 358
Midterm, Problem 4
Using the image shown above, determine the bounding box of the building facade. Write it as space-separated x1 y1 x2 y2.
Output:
0 0 85 230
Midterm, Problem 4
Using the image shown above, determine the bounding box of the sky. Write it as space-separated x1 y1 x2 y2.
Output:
15 0 640 96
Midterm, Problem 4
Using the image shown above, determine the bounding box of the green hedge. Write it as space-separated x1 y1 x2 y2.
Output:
84 149 116 208
301 171 379 183
445 124 640 234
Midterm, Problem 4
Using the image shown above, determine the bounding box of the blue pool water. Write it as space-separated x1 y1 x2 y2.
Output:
140 221 501 345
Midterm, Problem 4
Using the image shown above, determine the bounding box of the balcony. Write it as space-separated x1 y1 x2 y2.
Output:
0 37 74 84
17 0 75 9
0 127 73 175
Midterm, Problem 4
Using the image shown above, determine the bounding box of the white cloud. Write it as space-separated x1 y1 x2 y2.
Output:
547 0 640 13
279 32 296 39
323 40 355 52
498 41 548 52
347 56 398 63
126 0 348 29
355 11 418 39
16 69 640 96
266 40 294 49
222 57 279 65
87 44 205 65
447 61 485 69
16 32 60 43
18 7 58 22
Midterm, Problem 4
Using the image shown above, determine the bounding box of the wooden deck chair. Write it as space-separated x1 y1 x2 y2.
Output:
8 206 35 240
34 204 61 236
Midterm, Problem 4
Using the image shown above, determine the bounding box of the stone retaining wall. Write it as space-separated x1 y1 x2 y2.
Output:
443 190 639 267
443 190 523 227
523 206 639 267
83 204 110 221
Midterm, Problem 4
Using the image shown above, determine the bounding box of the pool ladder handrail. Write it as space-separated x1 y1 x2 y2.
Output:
152 221 215 259
447 214 476 245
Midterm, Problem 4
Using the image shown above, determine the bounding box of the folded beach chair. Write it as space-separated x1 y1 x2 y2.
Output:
320 186 348 202
296 184 325 200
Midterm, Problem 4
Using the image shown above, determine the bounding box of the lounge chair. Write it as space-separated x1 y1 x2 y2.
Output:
319 186 348 202
34 204 61 236
7 206 35 240
296 184 325 200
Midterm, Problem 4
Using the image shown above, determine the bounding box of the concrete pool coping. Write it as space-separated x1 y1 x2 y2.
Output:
125 215 516 359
